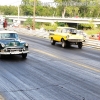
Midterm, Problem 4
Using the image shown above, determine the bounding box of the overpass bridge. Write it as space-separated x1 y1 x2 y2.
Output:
5 15 100 25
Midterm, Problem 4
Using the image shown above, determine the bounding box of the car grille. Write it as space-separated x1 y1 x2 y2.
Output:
4 47 24 52
68 39 83 42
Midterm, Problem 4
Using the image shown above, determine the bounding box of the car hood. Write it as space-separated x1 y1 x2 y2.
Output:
0 39 25 47
68 34 84 39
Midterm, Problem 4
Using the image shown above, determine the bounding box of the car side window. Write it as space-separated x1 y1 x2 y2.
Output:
9 33 18 39
10 33 16 38
5 33 10 38
1 33 12 38
15 33 19 39
66 29 70 33
62 28 67 33
55 29 59 32
0 33 7 38
56 28 62 33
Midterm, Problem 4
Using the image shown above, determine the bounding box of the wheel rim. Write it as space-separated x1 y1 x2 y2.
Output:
62 42 64 47
51 39 53 43
62 41 65 47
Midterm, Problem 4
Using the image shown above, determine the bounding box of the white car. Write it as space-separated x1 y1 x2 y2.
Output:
77 30 88 41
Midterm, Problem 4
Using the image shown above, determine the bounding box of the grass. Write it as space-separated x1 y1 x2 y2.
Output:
84 28 100 36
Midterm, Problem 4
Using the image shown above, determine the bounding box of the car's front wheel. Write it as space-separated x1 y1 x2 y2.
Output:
61 39 66 48
0 55 4 59
22 53 27 59
78 42 82 49
66 41 70 48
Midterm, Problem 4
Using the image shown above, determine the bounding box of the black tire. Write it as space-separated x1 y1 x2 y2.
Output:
22 53 27 59
0 55 4 59
78 42 82 49
66 41 70 48
51 38 55 45
61 39 66 48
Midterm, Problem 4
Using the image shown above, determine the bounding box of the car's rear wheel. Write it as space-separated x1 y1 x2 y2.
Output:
78 42 82 49
51 38 55 45
22 53 27 59
61 39 66 48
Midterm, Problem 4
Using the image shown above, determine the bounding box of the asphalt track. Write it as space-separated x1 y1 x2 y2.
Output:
0 32 100 100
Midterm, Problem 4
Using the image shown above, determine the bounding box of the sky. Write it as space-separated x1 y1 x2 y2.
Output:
0 0 54 6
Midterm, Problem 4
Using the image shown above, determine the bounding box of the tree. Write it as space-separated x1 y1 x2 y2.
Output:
54 0 69 17
23 17 33 28
54 0 84 17
0 6 17 15
21 0 34 15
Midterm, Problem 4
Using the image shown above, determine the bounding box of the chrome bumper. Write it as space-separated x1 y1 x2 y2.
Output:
68 39 83 42
0 51 29 55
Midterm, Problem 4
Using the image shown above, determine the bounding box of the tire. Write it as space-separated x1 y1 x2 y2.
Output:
22 53 27 59
66 41 70 48
78 42 82 49
61 39 66 48
51 38 55 45
0 55 4 59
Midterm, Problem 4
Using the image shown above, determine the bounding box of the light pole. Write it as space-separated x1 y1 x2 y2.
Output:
18 5 20 22
33 0 36 30
17 5 20 26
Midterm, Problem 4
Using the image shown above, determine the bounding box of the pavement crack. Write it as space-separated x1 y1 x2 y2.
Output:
0 82 85 100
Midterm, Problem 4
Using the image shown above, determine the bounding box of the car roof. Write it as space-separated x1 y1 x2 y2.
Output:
0 30 17 34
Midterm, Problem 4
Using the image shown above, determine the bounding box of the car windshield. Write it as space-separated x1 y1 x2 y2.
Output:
0 33 18 39
61 28 77 33
69 29 77 33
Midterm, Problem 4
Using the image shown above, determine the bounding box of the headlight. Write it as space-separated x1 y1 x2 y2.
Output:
23 47 26 51
1 43 5 48
24 43 28 46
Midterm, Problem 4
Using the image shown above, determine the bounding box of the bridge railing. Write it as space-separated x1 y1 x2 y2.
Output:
1 15 99 24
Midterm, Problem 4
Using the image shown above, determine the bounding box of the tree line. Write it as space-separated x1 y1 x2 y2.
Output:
0 0 100 18
0 0 100 31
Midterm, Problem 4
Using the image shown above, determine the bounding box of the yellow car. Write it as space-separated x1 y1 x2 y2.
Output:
49 27 84 49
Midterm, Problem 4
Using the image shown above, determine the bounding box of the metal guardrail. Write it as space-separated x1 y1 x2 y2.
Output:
3 15 100 24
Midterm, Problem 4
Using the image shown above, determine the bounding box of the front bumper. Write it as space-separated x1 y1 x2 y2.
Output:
0 50 29 55
68 39 83 42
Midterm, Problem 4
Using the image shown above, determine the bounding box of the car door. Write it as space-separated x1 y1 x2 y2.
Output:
53 28 61 41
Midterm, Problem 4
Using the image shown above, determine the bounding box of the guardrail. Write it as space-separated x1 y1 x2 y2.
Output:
8 27 100 50
5 15 100 24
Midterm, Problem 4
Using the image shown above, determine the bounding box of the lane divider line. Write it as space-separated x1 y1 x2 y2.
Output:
31 48 100 73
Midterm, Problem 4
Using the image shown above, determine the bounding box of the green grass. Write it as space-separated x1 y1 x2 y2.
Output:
84 28 100 35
